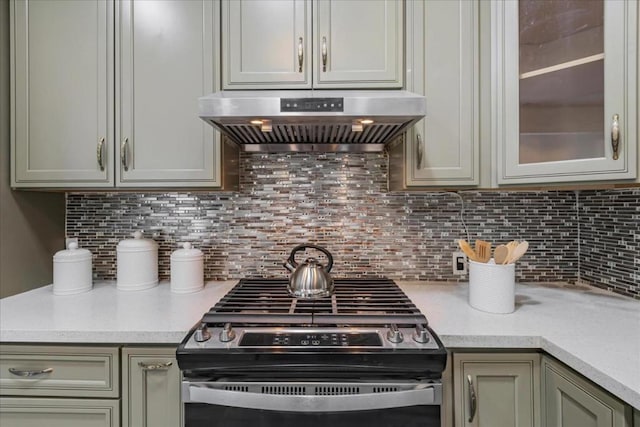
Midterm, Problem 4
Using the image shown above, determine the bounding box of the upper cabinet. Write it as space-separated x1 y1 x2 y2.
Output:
221 0 403 89
388 0 479 189
11 0 114 187
11 0 238 190
493 0 638 184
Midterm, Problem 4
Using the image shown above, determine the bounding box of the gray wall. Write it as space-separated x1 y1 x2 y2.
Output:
0 0 65 298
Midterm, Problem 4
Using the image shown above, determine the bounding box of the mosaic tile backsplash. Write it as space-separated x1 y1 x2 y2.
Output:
66 153 639 299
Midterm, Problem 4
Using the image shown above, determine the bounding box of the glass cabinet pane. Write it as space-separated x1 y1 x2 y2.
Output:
518 0 604 165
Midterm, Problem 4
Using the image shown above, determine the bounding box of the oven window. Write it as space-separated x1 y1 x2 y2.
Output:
185 403 441 427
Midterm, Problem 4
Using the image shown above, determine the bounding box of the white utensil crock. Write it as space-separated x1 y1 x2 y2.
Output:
171 242 204 294
53 242 93 295
468 259 516 314
117 231 158 291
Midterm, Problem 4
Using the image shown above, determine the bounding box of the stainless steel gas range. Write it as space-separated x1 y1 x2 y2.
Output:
177 278 447 427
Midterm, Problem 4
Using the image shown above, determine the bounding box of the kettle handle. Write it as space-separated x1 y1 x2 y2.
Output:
287 244 333 273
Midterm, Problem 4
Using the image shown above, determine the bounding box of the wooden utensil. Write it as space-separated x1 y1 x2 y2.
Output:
507 240 529 264
493 244 510 264
458 239 478 262
475 240 492 263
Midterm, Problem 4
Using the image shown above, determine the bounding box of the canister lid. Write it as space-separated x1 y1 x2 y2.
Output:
171 242 203 261
117 231 158 250
53 241 92 262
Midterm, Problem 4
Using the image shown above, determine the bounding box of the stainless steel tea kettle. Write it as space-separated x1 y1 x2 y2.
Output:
283 244 334 298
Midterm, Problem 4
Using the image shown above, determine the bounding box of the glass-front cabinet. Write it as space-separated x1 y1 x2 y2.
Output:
493 0 637 184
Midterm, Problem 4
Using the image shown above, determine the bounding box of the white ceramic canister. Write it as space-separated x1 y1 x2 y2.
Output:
468 259 516 314
117 231 158 291
171 242 204 294
53 242 93 295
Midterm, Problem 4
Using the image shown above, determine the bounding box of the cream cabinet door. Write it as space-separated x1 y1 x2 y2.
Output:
222 0 312 89
401 0 479 187
313 0 403 88
122 347 181 427
542 356 632 427
10 0 114 188
453 353 540 427
493 0 637 184
116 0 222 187
0 398 119 427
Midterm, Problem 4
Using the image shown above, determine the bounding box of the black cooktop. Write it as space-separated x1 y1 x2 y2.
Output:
202 278 428 326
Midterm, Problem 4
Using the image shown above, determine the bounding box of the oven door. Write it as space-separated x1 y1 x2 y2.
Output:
182 380 442 427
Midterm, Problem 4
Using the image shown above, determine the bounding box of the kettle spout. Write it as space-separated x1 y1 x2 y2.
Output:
283 261 296 272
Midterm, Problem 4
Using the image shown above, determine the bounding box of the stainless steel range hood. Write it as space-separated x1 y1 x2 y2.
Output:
198 90 426 152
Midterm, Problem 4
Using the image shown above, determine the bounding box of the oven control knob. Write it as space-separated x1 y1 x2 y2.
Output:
386 324 404 344
219 323 236 342
194 323 211 342
412 325 430 344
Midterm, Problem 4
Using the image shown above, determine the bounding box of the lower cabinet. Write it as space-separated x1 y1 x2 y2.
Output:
0 345 120 426
0 398 119 427
452 353 541 427
122 347 181 427
542 356 632 427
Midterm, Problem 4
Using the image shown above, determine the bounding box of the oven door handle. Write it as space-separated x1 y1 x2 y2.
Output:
184 383 440 412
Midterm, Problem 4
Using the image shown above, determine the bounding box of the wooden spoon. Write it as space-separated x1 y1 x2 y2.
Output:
458 239 478 262
475 240 492 263
507 241 529 264
493 244 510 264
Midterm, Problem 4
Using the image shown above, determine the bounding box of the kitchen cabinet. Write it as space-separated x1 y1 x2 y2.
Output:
492 0 638 184
122 347 181 427
388 0 479 189
10 0 114 187
542 356 632 427
0 345 120 427
10 0 238 189
452 353 540 427
0 398 120 427
221 0 403 89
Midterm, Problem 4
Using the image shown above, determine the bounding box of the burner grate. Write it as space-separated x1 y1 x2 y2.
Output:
202 278 427 326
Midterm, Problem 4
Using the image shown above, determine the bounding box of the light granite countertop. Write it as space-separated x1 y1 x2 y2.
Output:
1 280 638 409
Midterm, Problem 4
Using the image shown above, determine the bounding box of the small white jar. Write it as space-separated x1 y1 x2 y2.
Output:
53 242 93 296
117 231 158 291
171 242 204 294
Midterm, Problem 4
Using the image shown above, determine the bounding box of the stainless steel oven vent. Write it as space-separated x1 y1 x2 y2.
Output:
199 90 426 152
314 386 360 396
261 386 307 395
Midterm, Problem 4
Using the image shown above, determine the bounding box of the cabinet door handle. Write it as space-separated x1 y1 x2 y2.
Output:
121 138 130 171
416 133 424 170
611 114 620 160
97 137 105 171
321 36 327 72
467 374 477 423
297 37 304 73
138 361 173 371
9 367 54 377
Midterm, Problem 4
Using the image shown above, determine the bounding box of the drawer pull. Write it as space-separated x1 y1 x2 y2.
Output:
138 361 173 371
8 367 54 377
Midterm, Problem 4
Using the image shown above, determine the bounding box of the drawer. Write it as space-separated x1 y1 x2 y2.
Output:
0 345 119 398
0 397 119 427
